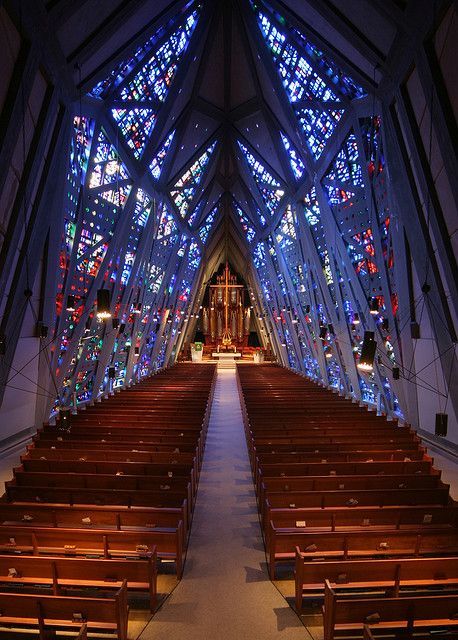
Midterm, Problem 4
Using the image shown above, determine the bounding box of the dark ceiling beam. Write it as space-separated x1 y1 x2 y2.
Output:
67 0 154 65
193 97 225 122
5 0 77 100
378 0 450 99
298 0 386 68
229 97 262 123
367 0 409 30
46 0 92 28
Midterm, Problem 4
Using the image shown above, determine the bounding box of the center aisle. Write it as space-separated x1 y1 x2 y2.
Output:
139 368 305 640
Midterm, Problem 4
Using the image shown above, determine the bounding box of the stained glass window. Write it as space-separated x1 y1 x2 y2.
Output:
234 201 256 243
275 205 297 250
89 129 130 189
280 131 306 180
157 203 178 239
111 108 156 159
149 130 175 179
254 6 347 160
296 108 344 160
119 8 200 104
88 2 200 99
292 29 366 100
170 141 217 218
198 205 219 243
237 140 285 216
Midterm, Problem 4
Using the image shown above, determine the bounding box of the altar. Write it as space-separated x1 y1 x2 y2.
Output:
211 352 242 361
211 351 242 368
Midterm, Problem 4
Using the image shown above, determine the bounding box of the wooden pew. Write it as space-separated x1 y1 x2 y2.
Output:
0 580 128 639
0 552 157 610
268 522 458 578
0 502 186 534
323 579 458 640
24 447 196 465
363 623 458 640
0 522 184 578
266 503 458 532
261 486 451 519
10 469 194 505
295 554 458 611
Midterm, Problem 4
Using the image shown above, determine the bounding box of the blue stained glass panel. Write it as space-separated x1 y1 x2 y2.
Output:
296 108 344 160
280 131 306 180
198 205 219 243
119 9 200 104
149 130 175 180
170 141 217 218
111 108 156 159
234 201 256 243
237 141 284 216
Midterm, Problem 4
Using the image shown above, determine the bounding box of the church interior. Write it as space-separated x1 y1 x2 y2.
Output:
0 0 457 637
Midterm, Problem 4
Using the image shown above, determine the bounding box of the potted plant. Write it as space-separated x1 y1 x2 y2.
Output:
191 341 204 362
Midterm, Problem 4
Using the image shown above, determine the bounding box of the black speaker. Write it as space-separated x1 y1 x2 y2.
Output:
319 326 327 340
36 322 48 338
392 367 400 380
410 322 420 339
435 413 448 437
112 318 120 330
108 366 116 379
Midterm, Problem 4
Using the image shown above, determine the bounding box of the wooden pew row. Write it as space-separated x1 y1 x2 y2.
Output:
255 461 437 495
38 428 202 441
261 486 451 516
363 623 458 640
324 579 458 640
0 552 157 610
295 554 458 610
0 581 128 639
0 502 185 533
266 504 458 532
21 458 193 478
259 474 442 502
24 447 196 464
4 485 191 524
252 452 429 480
26 439 204 465
31 438 205 465
10 469 193 500
258 459 434 477
268 523 458 578
252 435 420 446
0 522 184 577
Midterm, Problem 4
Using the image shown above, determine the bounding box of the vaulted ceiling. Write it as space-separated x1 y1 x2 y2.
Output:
46 0 417 261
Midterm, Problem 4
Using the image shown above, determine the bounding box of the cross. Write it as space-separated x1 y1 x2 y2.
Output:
210 262 243 345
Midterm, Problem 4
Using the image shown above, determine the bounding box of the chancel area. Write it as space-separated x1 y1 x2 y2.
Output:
0 0 457 638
